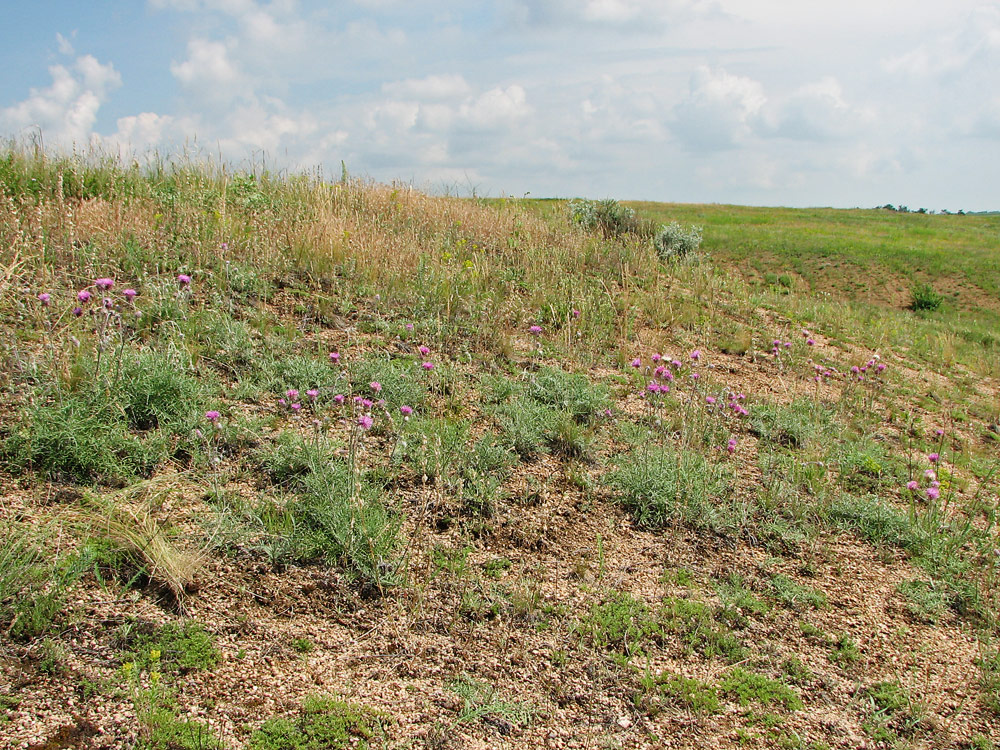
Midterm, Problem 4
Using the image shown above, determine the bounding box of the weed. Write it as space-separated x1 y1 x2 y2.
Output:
720 668 803 710
768 574 827 610
252 432 329 490
828 635 860 666
581 592 662 656
861 680 924 741
662 597 747 661
607 447 733 533
715 575 771 629
448 676 533 730
910 282 943 312
978 644 1000 716
781 656 813 686
638 671 720 715
529 366 610 422
0 524 79 641
897 579 948 624
654 221 703 262
249 695 384 750
288 463 401 590
121 620 219 674
291 638 315 654
749 400 828 450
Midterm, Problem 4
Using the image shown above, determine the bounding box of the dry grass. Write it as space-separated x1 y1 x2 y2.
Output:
59 475 208 600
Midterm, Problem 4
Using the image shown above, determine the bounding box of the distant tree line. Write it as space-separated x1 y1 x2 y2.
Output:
877 204 966 215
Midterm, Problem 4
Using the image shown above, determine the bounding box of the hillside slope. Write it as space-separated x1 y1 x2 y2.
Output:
1 152 998 749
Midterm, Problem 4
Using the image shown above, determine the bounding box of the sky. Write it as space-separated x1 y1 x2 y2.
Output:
2 1 999 210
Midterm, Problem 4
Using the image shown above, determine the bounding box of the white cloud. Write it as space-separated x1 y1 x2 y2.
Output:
0 55 121 145
459 85 530 129
382 74 471 101
170 38 246 101
56 32 75 56
672 66 765 151
761 77 871 142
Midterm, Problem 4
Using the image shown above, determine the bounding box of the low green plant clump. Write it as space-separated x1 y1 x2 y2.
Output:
120 620 220 674
720 668 803 711
249 695 384 750
637 671 720 715
606 448 733 532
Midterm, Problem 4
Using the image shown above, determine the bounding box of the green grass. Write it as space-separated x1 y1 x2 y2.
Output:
606 447 734 533
719 668 802 710
120 620 220 674
249 695 384 750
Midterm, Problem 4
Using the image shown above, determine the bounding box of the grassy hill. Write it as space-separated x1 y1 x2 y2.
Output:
1 149 999 749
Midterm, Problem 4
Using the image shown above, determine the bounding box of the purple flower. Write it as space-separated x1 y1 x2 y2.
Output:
646 382 659 393
329 351 340 363
362 398 374 408
691 372 700 380
220 241 229 250
934 429 944 437
37 293 51 305
926 486 940 500
286 389 299 401
691 350 700 360
572 309 581 318
421 361 434 370
529 325 542 335
631 357 641 368
291 403 302 412
924 469 936 481
370 381 382 393
783 342 791 348
651 353 661 362
419 345 430 356
72 306 83 317
706 396 716 404
333 394 345 404
906 480 919 491
123 288 138 301
851 365 860 374
205 410 220 422
357 414 374 430
77 290 92 303
95 277 114 291
103 297 114 309
928 453 939 463
306 389 319 402
400 405 413 416
405 323 414 331
806 338 815 346
177 273 192 286
671 359 682 370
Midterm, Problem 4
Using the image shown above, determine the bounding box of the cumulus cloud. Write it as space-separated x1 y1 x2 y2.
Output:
761 77 871 142
672 66 765 151
0 54 121 146
170 38 248 103
459 85 530 130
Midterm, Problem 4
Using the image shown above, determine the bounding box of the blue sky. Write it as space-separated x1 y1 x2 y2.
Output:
3 1 999 210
